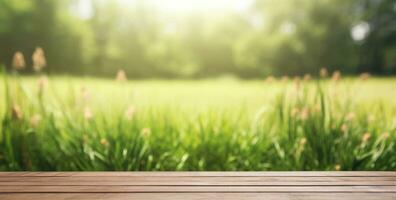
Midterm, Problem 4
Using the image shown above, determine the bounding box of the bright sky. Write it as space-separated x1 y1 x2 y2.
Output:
142 0 253 13
74 0 254 19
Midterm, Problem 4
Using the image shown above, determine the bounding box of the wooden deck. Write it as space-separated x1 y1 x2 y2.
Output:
0 172 395 199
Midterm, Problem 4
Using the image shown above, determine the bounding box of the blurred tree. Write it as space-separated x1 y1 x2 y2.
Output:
0 0 90 74
236 0 358 76
357 0 396 74
89 0 120 75
0 0 394 78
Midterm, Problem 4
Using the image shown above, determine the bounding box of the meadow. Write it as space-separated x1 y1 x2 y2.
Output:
1 71 396 171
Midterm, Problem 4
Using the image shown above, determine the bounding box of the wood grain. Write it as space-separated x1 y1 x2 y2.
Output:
1 193 396 200
1 171 395 177
0 172 395 199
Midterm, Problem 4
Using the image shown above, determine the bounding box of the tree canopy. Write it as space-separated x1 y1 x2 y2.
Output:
0 0 395 78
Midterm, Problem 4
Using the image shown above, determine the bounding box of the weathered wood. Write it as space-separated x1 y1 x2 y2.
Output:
1 176 395 182
1 185 396 193
1 177 396 186
1 171 395 177
1 193 396 200
0 172 395 200
1 181 395 186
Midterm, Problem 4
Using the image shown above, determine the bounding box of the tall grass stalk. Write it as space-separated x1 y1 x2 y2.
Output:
0 70 395 171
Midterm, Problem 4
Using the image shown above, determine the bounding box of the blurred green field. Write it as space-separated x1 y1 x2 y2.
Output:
1 75 396 171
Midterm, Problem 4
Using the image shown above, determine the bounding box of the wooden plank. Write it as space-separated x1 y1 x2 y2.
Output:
0 176 395 186
1 181 395 186
0 172 394 199
0 176 395 183
1 172 395 177
1 193 396 200
0 185 395 193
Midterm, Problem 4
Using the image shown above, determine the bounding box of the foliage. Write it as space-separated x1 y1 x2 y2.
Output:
1 69 395 170
0 0 395 78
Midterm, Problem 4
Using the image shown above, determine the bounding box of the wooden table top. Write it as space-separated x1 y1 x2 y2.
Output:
0 172 395 200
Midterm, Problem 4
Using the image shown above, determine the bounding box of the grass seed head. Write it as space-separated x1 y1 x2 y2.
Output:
303 74 311 82
32 47 47 72
291 107 299 117
360 72 370 81
12 51 26 70
345 112 355 122
293 76 301 88
84 107 93 120
116 70 127 82
380 132 390 140
30 114 42 128
300 138 307 146
331 70 341 82
83 134 89 144
100 138 109 147
11 103 23 120
79 87 91 103
266 75 275 83
320 68 328 78
313 103 321 113
300 107 309 120
141 128 151 138
362 132 371 143
341 124 348 133
124 106 136 120
37 75 49 93
367 115 375 123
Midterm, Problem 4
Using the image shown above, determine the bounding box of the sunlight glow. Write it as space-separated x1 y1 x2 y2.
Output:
74 0 254 19
73 0 93 19
121 0 253 14
351 22 370 41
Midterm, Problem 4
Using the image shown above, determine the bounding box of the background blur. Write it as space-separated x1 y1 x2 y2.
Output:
0 0 395 78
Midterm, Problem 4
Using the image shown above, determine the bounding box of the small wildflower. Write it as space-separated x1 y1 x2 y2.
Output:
320 68 328 78
11 103 23 120
32 47 46 72
141 128 151 138
334 164 341 171
116 70 127 82
100 138 109 147
303 74 311 82
362 132 371 143
30 114 42 128
12 51 26 70
360 72 370 81
331 70 341 82
124 106 135 120
84 107 93 120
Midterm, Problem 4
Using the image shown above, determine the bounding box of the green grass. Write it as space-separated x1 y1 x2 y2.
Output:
1 73 396 171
